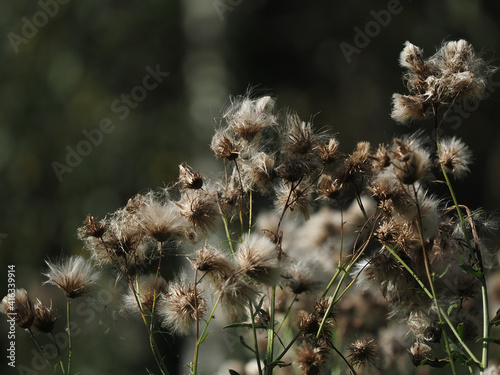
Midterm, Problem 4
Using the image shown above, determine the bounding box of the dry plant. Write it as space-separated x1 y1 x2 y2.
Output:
3 40 500 375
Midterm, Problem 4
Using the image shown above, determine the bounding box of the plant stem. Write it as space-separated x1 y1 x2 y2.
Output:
192 291 223 375
250 302 263 375
28 328 60 375
66 299 72 375
264 286 276 375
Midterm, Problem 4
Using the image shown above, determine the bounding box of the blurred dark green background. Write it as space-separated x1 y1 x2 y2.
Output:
1 1 500 374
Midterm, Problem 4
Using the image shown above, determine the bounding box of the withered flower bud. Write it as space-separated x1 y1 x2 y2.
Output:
178 163 203 189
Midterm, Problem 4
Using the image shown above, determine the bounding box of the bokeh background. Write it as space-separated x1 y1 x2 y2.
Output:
1 1 500 374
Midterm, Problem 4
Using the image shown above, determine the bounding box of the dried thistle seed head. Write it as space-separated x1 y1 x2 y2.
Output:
390 93 428 124
237 234 281 285
177 190 219 234
283 114 320 156
274 181 311 220
123 274 167 314
44 256 99 299
429 39 496 101
317 138 340 164
178 163 203 189
226 95 276 142
33 299 56 333
220 275 258 321
295 341 327 375
347 338 379 368
337 142 372 183
297 310 321 336
78 214 106 239
158 273 206 336
284 259 323 295
407 310 441 343
244 152 277 193
409 342 432 366
317 174 342 200
1 289 35 329
138 196 191 242
192 244 235 280
399 41 426 77
438 137 472 179
211 128 240 160
371 144 391 172
276 157 316 183
391 137 431 185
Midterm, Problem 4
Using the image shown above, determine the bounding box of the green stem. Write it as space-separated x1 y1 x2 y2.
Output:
383 244 481 365
66 299 72 375
50 331 66 375
250 302 263 375
193 291 224 375
264 286 276 375
28 328 60 375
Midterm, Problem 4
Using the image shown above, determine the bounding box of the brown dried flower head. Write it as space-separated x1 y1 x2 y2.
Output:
438 137 472 179
123 274 167 314
44 256 99 299
177 190 219 234
178 163 203 189
295 341 327 375
409 342 432 366
226 95 276 142
192 244 236 282
78 214 106 239
211 128 240 160
237 234 281 285
1 288 35 329
33 299 56 333
347 337 379 368
158 273 206 336
317 138 340 164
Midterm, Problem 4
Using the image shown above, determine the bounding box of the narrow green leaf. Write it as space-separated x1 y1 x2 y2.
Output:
224 322 267 330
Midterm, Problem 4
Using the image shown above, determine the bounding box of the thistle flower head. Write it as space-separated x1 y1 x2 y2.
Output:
243 152 277 193
237 234 281 285
317 137 340 164
177 190 219 234
438 136 472 179
1 288 35 329
347 337 379 368
178 163 203 189
33 299 56 333
295 341 327 375
138 193 191 242
191 244 236 282
158 272 206 336
78 214 106 239
390 135 431 185
225 95 276 142
123 274 167 314
337 142 371 184
44 256 99 298
283 114 321 157
211 128 241 160
409 342 432 366
274 181 311 220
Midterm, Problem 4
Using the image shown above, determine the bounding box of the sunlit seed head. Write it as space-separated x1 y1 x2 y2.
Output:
178 163 204 189
438 137 472 179
33 299 56 333
44 256 99 299
123 274 167 314
158 273 206 336
1 289 35 329
237 234 281 285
